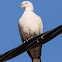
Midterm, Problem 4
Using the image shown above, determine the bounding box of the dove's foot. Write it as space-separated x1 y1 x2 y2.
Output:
23 37 33 43
41 36 44 39
37 40 39 43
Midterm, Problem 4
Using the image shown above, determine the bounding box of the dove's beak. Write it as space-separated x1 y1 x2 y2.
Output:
19 6 21 8
19 4 23 8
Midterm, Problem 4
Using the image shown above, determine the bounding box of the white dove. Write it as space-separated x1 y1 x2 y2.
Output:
18 1 43 62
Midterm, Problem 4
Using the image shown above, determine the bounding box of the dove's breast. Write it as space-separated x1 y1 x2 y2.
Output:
18 11 42 40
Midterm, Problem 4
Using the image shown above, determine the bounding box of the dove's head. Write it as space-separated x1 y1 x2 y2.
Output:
19 1 33 11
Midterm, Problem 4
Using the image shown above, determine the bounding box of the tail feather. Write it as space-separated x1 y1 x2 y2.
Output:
27 43 42 62
32 58 41 62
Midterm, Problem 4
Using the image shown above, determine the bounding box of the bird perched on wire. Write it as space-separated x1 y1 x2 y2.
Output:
18 1 43 62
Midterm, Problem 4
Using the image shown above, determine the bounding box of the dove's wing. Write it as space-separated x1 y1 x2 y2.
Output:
40 19 43 34
18 24 24 42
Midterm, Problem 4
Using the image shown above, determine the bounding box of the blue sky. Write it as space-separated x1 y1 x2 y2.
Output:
0 0 62 62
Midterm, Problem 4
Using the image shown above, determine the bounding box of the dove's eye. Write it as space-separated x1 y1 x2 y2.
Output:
25 2 27 4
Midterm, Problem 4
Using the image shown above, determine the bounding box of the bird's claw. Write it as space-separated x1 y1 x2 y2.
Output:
41 36 44 39
23 37 33 43
23 41 26 43
28 37 33 40
37 40 39 43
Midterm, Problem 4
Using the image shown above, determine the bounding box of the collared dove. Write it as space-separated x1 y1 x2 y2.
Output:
18 1 43 62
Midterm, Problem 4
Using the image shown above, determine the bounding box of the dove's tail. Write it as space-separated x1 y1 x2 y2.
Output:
27 44 42 62
32 58 41 62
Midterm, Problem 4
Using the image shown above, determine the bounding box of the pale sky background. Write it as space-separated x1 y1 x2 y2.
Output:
0 0 62 62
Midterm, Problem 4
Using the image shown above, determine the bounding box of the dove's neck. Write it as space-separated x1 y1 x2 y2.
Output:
25 7 34 11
